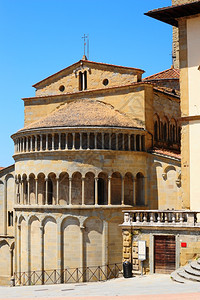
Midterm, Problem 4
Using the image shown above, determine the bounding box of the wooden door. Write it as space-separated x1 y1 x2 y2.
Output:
154 235 176 274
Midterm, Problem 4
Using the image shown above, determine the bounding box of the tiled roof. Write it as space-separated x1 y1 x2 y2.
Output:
19 100 144 131
154 86 180 98
0 167 4 170
143 67 180 81
152 148 181 160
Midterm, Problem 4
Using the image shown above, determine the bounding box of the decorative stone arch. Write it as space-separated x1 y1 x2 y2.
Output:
47 172 56 205
27 214 40 226
163 165 176 180
41 214 57 227
18 215 26 226
5 173 14 181
37 172 45 205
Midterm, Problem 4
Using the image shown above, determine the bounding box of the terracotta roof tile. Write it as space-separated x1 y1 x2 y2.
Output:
0 167 4 170
19 100 144 132
152 148 181 160
143 67 180 81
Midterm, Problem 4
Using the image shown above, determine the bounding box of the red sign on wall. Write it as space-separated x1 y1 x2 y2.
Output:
181 242 187 248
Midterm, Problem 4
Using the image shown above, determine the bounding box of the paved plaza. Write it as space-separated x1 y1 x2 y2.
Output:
0 274 200 300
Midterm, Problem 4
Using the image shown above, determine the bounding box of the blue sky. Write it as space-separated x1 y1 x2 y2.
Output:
0 0 172 166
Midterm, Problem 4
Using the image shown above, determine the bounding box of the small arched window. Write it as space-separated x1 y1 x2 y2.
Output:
79 71 87 91
98 178 105 205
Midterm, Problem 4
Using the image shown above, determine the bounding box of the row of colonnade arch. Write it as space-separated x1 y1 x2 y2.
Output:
154 114 180 144
16 171 145 207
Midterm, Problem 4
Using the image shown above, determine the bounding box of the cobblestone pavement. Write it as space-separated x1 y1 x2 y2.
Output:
0 274 200 299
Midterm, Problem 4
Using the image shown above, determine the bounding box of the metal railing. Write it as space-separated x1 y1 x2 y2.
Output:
14 263 122 286
122 210 200 227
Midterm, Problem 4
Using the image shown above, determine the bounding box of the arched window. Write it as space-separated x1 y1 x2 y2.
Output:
98 178 105 205
79 71 87 91
47 179 53 205
135 172 145 206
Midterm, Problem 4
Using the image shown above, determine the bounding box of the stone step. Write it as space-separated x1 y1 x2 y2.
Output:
184 264 200 276
170 270 186 283
178 269 200 282
190 261 200 271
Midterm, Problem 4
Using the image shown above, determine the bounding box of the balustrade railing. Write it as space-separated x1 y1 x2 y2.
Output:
14 263 122 286
122 210 200 227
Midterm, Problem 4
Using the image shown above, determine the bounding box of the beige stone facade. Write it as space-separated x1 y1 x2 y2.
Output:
0 57 181 285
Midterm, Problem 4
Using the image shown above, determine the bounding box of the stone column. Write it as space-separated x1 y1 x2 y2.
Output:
58 133 61 150
121 176 125 205
27 222 31 284
3 179 7 235
27 179 30 205
72 133 75 150
18 224 21 278
22 137 24 152
95 177 98 205
108 176 111 205
57 223 62 283
56 177 59 205
40 134 42 151
45 178 48 205
40 225 44 284
35 135 37 151
82 177 85 205
35 178 38 204
80 225 85 282
80 133 83 150
132 134 135 151
69 177 72 205
52 134 55 150
94 133 97 149
139 135 142 151
30 136 33 152
46 134 48 151
65 133 68 150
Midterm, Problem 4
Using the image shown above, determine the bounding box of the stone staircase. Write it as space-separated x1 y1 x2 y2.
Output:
171 259 200 283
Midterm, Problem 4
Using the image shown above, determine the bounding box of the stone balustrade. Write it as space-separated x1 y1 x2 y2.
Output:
12 129 146 155
122 210 200 227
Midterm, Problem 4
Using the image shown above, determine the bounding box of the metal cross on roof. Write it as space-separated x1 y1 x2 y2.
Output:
82 34 89 59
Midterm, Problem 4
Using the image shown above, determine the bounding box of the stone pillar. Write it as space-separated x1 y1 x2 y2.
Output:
95 177 98 205
35 178 38 204
18 224 21 278
3 179 7 235
80 133 83 150
40 134 42 151
121 176 125 205
139 135 142 151
27 222 31 284
40 225 44 284
30 136 33 152
72 133 75 150
46 134 48 151
69 177 72 205
58 133 61 150
65 133 68 150
52 134 55 150
94 133 97 149
82 177 85 205
57 223 62 283
80 225 85 282
45 178 48 205
108 176 111 205
27 179 30 205
22 137 24 152
35 135 37 151
56 177 59 205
